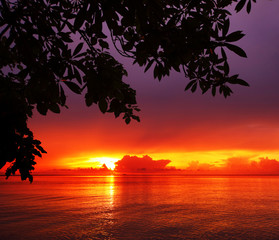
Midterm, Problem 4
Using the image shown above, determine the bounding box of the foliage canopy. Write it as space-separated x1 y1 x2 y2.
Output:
0 0 255 182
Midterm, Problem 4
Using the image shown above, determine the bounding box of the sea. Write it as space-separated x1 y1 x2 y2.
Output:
0 175 279 240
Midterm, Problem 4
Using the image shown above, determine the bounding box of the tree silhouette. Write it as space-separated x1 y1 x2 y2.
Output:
0 0 255 182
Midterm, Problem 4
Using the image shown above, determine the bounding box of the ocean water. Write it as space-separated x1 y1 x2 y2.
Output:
0 175 279 240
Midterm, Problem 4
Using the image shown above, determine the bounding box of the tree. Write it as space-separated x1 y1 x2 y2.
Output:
0 0 255 182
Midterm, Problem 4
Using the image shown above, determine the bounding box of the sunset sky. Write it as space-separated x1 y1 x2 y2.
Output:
28 1 279 173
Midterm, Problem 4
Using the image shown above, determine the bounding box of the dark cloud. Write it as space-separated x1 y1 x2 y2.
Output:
115 155 171 172
186 161 216 172
251 157 279 174
184 157 279 175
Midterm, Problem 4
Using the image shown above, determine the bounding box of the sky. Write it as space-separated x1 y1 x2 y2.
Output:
28 1 279 173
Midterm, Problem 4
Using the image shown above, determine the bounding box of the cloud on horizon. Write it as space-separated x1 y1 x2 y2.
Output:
184 157 279 175
114 155 172 172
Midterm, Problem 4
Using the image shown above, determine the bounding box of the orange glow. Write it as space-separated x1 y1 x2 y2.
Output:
27 102 279 174
90 157 118 170
61 155 119 170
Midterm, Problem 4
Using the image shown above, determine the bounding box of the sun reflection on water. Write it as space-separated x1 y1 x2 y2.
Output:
108 176 115 206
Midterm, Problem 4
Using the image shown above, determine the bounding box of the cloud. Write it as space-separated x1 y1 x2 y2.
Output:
184 157 279 175
186 161 216 172
115 155 171 172
251 157 279 174
114 155 279 175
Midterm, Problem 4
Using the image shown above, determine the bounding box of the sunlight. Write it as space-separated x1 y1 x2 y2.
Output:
88 157 118 170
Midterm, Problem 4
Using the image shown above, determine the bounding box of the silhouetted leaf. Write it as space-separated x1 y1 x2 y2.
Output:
60 86 66 105
228 77 249 86
74 7 86 30
236 79 249 86
212 85 216 96
99 39 109 49
226 31 245 42
222 19 230 37
125 117 131 124
49 103 60 113
153 65 158 79
33 149 42 157
36 145 47 154
225 43 247 58
64 81 81 94
224 61 230 75
85 93 94 106
98 98 108 113
62 37 73 43
172 64 180 72
28 175 33 183
247 0 252 13
185 80 196 91
0 0 255 182
73 43 83 56
73 67 82 84
144 59 154 73
37 103 48 115
235 0 246 12
191 83 197 92
131 115 140 122
221 47 227 60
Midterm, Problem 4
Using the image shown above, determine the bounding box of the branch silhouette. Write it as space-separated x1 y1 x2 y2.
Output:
0 0 255 182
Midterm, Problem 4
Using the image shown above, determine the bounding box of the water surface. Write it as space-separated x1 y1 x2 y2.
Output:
0 175 279 239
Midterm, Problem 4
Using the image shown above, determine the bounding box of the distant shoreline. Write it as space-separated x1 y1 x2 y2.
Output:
1 173 279 177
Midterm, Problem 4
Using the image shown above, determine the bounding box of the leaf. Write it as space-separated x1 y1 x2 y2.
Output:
222 18 230 37
17 64 23 70
62 37 73 43
49 103 60 113
60 86 66 105
225 43 247 58
131 115 140 122
211 85 216 96
74 7 86 30
224 61 230 75
172 64 180 72
236 79 249 86
185 80 196 91
228 78 250 86
36 145 47 154
68 66 74 78
74 52 87 59
123 42 133 51
221 47 227 60
37 103 48 115
153 65 158 79
73 67 82 84
226 31 245 42
191 82 197 92
235 0 246 12
98 98 108 113
28 175 33 183
73 43 83 56
125 117 131 124
144 59 154 73
247 0 251 13
85 93 93 106
99 39 109 49
33 140 42 145
64 81 81 94
32 149 42 157
222 85 233 98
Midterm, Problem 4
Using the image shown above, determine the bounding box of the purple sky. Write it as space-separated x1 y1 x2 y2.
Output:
29 1 279 170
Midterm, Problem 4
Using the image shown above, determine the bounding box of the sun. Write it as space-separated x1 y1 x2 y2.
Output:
89 157 118 170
